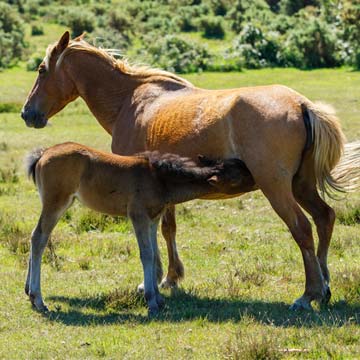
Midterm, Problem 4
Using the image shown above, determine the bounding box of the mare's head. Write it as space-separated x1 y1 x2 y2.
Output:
21 31 79 128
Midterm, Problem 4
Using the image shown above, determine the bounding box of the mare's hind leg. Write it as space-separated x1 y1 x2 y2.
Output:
160 205 184 288
26 198 72 311
260 181 327 310
293 173 335 304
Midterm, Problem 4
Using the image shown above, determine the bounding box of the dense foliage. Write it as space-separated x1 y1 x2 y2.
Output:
2 0 360 72
0 2 26 69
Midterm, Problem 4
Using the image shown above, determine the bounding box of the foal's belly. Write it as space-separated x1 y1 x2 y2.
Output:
76 188 129 217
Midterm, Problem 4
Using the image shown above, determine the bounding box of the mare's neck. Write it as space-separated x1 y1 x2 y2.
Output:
66 53 191 135
66 54 140 134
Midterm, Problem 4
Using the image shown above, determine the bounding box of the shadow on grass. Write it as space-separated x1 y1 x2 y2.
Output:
45 289 360 328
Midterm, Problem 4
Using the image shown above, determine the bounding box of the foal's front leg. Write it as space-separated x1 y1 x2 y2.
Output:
26 215 56 311
130 211 160 315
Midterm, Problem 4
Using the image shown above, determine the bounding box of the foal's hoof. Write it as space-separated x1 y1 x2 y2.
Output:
159 277 178 289
25 284 29 296
29 294 49 312
289 297 313 311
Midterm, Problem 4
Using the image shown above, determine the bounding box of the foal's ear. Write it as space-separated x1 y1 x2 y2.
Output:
56 31 70 54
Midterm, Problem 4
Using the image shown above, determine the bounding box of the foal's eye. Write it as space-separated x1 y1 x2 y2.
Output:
38 67 46 75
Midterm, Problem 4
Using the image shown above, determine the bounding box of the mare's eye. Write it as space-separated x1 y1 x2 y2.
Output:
38 67 46 74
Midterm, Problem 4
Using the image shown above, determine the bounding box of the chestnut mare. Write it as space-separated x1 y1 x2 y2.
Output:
25 142 252 314
22 31 354 310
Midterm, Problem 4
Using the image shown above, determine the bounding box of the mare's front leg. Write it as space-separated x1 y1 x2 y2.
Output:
160 205 184 288
130 211 159 315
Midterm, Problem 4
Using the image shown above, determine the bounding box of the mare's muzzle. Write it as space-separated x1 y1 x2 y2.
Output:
21 107 47 128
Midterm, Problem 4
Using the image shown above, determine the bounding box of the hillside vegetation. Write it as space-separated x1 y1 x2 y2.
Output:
1 0 360 72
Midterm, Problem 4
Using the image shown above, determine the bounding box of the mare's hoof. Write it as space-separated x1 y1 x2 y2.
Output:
322 287 332 305
289 298 313 311
159 277 178 289
157 295 165 309
148 305 160 317
137 283 145 293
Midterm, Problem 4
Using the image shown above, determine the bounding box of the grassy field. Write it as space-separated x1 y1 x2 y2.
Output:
0 65 359 359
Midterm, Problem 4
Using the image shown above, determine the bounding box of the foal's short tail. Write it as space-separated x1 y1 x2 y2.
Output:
303 101 346 197
25 148 45 185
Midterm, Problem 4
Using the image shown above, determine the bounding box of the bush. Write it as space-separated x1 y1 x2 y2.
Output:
108 10 132 33
340 1 360 69
31 24 44 35
0 2 25 69
210 0 228 16
26 54 43 71
230 24 281 68
91 28 131 51
146 35 212 73
58 7 95 37
199 16 225 39
279 0 320 16
282 17 340 68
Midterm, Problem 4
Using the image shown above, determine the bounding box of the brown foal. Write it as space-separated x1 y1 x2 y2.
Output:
25 142 254 314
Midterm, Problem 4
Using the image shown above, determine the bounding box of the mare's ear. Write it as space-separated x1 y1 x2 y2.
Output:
73 32 86 42
56 31 70 54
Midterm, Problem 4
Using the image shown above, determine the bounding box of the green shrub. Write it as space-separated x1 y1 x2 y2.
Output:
230 24 281 68
146 35 212 73
0 2 25 69
199 16 225 39
108 10 132 33
282 17 341 68
31 24 44 35
91 28 130 51
340 1 360 69
210 0 228 16
26 54 43 71
279 0 320 15
58 7 95 37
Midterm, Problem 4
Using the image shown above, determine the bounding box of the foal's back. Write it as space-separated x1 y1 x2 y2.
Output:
35 142 162 217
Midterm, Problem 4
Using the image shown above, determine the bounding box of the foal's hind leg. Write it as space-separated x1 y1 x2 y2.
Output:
159 205 184 289
150 220 165 309
260 181 327 310
293 175 335 304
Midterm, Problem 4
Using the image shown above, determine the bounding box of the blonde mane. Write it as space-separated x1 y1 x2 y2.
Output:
46 39 194 87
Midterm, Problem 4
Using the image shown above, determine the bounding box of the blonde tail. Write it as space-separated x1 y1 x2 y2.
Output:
305 102 346 197
331 140 360 191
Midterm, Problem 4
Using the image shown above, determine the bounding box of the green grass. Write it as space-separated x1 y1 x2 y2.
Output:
0 68 359 359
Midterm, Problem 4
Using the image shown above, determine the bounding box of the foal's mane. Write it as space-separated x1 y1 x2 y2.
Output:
47 39 194 87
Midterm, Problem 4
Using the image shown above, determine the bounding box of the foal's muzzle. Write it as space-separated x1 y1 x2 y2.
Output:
21 108 47 129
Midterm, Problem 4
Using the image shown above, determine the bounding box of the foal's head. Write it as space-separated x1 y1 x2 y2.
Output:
21 32 79 128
